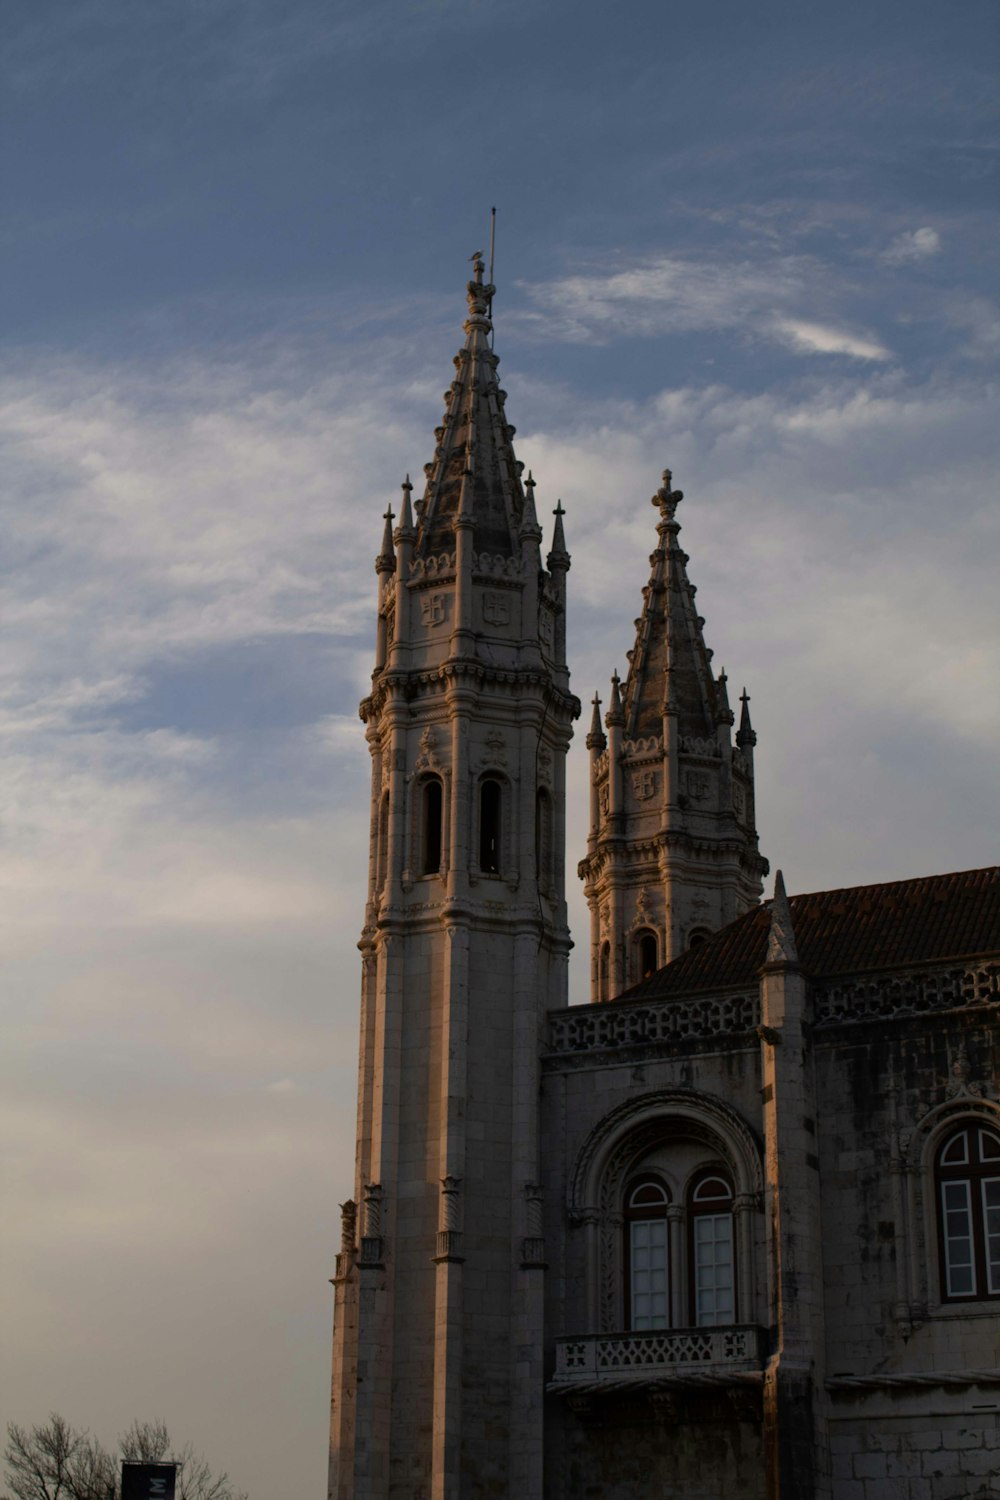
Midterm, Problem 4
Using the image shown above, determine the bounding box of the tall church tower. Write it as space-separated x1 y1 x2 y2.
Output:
578 471 767 999
329 257 580 1499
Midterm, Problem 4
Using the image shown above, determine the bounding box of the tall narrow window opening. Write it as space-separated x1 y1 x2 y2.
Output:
479 778 501 874
421 779 442 875
937 1125 1000 1301
689 1172 736 1325
377 791 389 892
535 788 552 891
635 929 658 981
599 941 610 1002
625 1179 670 1330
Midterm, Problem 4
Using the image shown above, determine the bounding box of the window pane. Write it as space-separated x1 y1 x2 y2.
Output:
693 1176 732 1203
940 1131 969 1166
629 1181 669 1209
694 1213 734 1326
941 1180 975 1297
630 1219 668 1330
980 1130 1000 1162
983 1178 1000 1294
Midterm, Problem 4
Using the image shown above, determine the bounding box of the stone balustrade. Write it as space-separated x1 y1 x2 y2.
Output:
552 1325 766 1385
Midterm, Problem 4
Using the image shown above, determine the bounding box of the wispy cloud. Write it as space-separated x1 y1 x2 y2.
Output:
883 226 942 263
517 253 891 360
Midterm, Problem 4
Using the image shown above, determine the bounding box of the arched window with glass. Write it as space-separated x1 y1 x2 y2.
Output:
936 1124 1000 1301
624 1178 670 1330
688 1171 736 1326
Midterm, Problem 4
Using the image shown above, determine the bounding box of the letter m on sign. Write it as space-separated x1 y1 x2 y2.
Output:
121 1463 177 1500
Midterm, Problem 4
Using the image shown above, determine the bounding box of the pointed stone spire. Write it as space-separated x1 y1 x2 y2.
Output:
396 474 415 539
415 253 526 559
737 687 757 749
716 669 733 724
376 505 396 574
605 670 624 728
622 468 720 741
586 692 606 750
520 470 542 542
548 499 570 569
766 870 799 966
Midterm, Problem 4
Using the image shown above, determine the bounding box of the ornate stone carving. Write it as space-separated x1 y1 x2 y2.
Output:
686 771 710 802
945 1044 984 1100
814 962 1000 1026
482 591 510 626
632 768 657 801
420 592 447 627
549 992 760 1054
415 725 441 772
359 1182 385 1267
479 728 508 768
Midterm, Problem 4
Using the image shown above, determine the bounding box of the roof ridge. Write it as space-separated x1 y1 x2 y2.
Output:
784 865 1000 904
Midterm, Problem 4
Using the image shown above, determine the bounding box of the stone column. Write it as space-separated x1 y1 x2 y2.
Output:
759 873 830 1499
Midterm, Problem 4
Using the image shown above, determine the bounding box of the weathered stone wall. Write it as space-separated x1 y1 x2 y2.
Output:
546 1396 766 1500
830 1404 1000 1499
541 991 1000 1499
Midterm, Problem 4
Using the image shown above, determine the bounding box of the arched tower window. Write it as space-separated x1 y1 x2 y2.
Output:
479 778 502 875
688 927 711 950
634 929 658 981
624 1178 670 1330
688 1172 736 1326
598 941 610 1002
535 787 552 891
936 1124 1000 1301
421 778 443 875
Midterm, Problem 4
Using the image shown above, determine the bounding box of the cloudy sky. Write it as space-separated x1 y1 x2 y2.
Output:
2 1 998 1495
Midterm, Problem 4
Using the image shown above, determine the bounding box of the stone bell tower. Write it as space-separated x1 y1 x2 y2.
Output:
578 471 767 999
329 256 580 1499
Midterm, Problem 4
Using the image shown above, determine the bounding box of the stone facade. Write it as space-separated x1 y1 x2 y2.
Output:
328 259 1000 1499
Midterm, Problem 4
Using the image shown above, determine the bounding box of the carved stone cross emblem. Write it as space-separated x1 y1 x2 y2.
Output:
482 591 510 627
421 592 446 627
632 768 657 801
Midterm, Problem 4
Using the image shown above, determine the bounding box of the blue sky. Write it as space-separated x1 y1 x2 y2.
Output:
3 2 999 1496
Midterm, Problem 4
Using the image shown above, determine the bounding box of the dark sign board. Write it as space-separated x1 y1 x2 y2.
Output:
121 1462 177 1500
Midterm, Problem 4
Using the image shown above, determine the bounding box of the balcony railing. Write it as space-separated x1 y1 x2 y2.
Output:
552 1325 766 1388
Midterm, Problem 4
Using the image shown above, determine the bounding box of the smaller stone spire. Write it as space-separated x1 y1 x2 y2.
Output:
396 475 415 538
520 471 542 541
716 669 733 724
605 670 624 728
766 870 799 966
376 505 396 574
737 688 757 749
586 692 606 749
549 500 569 566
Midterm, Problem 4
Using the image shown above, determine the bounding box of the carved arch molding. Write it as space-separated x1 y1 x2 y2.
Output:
568 1089 764 1333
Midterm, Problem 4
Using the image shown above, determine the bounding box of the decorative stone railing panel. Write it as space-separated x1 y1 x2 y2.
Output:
548 992 759 1055
553 1325 765 1383
814 962 1000 1027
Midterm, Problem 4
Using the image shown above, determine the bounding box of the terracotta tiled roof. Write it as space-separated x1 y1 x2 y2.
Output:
617 867 1000 1002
